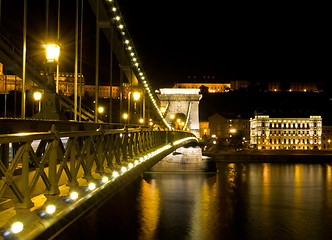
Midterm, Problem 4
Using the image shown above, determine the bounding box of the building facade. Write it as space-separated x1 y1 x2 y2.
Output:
208 113 250 141
250 115 322 150
322 126 332 150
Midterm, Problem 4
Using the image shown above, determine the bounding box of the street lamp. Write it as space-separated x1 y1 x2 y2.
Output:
45 44 60 63
43 43 60 120
33 91 42 112
33 92 42 101
98 106 104 114
133 91 141 101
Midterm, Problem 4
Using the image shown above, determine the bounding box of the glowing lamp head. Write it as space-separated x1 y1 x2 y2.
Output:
33 92 42 101
160 106 166 113
45 44 60 63
133 92 141 101
123 113 128 119
98 106 104 113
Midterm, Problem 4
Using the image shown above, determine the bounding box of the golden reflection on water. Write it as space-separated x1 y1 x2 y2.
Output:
138 179 160 240
136 161 332 240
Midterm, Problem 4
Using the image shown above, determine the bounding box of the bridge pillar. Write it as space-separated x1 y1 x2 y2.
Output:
158 88 202 137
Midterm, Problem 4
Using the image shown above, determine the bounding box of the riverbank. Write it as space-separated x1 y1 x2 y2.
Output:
204 150 332 163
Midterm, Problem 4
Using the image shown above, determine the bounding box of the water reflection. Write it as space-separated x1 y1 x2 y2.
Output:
57 149 332 240
138 179 160 239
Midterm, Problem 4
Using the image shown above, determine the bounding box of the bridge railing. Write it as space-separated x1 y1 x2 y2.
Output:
0 125 194 209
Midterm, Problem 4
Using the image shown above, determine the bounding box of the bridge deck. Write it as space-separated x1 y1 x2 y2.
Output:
0 123 197 239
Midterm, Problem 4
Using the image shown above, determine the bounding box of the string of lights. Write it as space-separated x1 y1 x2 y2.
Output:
1 137 198 238
105 0 171 129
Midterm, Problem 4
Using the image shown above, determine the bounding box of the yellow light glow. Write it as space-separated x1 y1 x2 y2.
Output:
123 113 128 119
211 134 216 138
112 171 119 178
98 106 104 113
177 119 181 123
133 92 141 101
139 118 144 124
160 107 166 113
33 92 42 101
102 176 109 183
170 114 175 119
70 192 78 200
45 44 60 63
11 222 24 234
46 205 56 214
88 183 96 190
149 122 153 126
229 129 237 133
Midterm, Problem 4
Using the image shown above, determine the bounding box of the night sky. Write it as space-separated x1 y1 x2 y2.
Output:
1 0 330 88
117 0 330 87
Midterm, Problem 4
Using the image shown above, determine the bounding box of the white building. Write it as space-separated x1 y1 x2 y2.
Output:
250 115 322 150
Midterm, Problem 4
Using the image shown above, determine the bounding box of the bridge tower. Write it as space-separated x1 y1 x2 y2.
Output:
158 88 202 137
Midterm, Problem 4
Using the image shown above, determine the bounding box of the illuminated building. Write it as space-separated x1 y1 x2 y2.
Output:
0 62 125 99
268 82 323 92
174 75 231 93
199 121 209 137
230 80 249 90
250 115 322 150
208 113 250 140
0 63 32 93
174 82 231 93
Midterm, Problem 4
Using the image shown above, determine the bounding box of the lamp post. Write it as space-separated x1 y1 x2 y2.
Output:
131 91 141 124
123 113 128 124
98 106 104 114
44 43 60 120
33 91 42 112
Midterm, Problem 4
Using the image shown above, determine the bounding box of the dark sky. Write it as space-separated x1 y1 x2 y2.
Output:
1 0 330 88
117 0 330 87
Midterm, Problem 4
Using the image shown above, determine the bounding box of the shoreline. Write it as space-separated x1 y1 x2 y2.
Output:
204 150 332 163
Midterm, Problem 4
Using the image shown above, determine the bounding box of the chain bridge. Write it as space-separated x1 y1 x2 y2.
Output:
0 0 199 239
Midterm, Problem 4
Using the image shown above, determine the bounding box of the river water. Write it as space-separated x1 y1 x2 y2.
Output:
57 147 332 240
